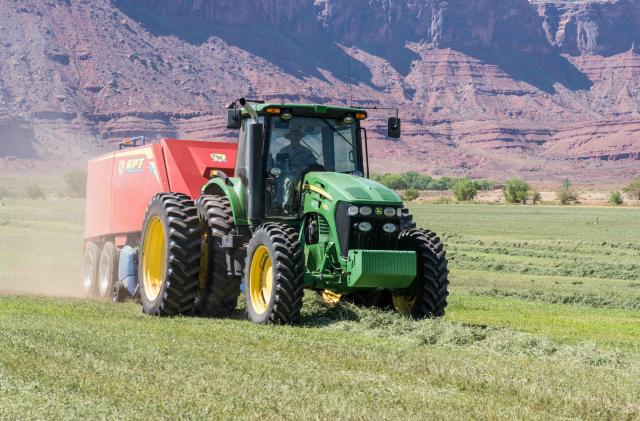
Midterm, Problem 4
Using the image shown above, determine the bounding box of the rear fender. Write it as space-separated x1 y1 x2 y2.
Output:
201 176 248 225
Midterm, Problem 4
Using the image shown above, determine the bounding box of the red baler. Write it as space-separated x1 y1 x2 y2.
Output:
83 139 237 300
85 139 236 245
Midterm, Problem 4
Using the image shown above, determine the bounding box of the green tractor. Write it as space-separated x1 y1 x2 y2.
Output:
194 99 448 324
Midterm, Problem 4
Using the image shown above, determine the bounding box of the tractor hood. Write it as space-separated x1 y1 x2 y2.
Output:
304 172 402 205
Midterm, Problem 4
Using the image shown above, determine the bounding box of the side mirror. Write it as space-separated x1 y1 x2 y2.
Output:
227 109 242 129
387 117 401 138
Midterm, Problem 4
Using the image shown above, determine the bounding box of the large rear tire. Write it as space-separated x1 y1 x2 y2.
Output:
393 229 449 318
139 193 200 316
244 223 304 324
97 242 117 300
194 195 241 317
82 242 100 298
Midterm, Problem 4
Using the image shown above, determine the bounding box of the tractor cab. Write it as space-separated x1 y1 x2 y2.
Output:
227 99 398 223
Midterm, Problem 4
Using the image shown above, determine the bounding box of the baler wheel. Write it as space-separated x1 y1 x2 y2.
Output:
244 223 305 324
82 241 100 298
393 229 449 318
194 195 241 317
139 193 201 316
97 242 117 300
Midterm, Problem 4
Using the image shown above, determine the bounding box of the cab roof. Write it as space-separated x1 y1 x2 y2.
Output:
253 103 367 115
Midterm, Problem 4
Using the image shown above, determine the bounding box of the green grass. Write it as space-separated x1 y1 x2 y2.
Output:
1 296 640 420
1 199 640 418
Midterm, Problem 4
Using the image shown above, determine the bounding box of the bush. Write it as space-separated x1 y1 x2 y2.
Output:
557 186 578 205
452 179 477 201
473 180 494 191
404 172 432 190
63 169 87 198
504 178 531 204
374 173 495 193
530 190 541 204
403 189 419 201
26 183 45 199
0 186 7 200
622 178 640 200
609 191 624 206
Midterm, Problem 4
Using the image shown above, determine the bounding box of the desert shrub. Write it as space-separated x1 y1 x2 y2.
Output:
473 180 494 191
375 173 407 190
530 190 541 204
63 169 87 198
374 173 494 193
403 189 419 201
609 191 624 206
557 186 578 205
452 178 477 201
622 178 640 200
403 171 432 190
504 178 531 204
427 176 456 191
0 186 8 200
26 183 45 199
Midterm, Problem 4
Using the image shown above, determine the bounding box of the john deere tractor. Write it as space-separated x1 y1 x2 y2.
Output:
172 98 450 324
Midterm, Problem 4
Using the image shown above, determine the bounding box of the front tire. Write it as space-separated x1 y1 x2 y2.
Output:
244 223 304 324
139 193 201 316
393 229 449 318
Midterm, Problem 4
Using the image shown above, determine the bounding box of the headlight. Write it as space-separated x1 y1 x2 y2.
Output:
359 206 373 216
383 223 398 233
397 208 403 217
357 222 373 232
347 205 359 216
384 207 396 217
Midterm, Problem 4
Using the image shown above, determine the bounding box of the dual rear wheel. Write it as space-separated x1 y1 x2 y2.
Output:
81 241 117 301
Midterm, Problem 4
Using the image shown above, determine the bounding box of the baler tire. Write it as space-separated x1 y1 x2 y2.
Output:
194 195 241 317
97 241 117 300
139 193 201 317
394 229 449 318
244 223 304 324
82 242 100 298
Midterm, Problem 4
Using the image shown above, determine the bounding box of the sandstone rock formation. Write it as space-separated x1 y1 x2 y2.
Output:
0 0 638 183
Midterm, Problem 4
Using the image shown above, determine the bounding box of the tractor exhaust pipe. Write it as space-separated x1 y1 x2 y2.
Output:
246 121 265 224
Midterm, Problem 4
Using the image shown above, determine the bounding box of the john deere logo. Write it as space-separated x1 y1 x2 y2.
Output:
211 153 227 163
375 207 383 216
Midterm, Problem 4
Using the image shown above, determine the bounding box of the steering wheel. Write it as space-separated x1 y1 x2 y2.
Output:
304 163 326 173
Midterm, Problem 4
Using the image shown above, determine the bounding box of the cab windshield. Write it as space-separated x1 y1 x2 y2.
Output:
265 116 361 216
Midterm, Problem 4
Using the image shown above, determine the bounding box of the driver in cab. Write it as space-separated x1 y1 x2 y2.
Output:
278 127 317 174
270 126 319 215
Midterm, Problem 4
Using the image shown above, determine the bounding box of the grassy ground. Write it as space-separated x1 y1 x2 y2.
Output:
1 200 639 419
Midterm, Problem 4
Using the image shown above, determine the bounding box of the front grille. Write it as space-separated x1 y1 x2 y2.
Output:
335 202 400 258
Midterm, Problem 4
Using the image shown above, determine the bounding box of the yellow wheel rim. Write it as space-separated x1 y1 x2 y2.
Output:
142 216 166 301
249 246 273 315
322 290 341 305
392 293 416 316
